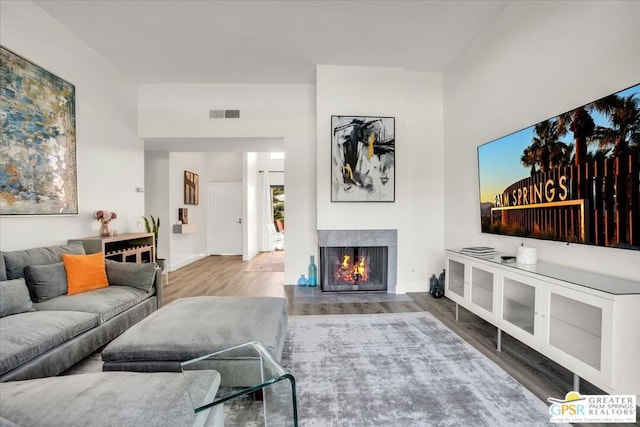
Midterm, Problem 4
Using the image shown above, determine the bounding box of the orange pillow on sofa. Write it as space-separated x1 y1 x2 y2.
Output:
62 253 109 295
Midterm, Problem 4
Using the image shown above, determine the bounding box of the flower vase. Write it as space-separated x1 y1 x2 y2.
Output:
100 222 111 237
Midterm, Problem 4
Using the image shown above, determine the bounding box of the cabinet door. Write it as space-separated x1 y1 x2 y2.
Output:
468 262 497 322
541 285 612 388
499 271 542 347
445 257 466 304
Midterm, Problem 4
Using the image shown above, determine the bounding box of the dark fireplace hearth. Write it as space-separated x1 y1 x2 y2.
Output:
320 246 388 292
317 229 397 293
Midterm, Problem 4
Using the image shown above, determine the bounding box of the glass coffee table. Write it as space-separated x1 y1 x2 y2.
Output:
181 341 298 426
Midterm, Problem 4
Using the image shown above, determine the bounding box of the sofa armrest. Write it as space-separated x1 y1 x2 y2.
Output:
154 267 164 307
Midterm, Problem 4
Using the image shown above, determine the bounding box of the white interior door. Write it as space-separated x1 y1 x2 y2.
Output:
208 181 243 255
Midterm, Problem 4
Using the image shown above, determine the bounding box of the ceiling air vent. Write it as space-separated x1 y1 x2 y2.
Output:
209 109 240 119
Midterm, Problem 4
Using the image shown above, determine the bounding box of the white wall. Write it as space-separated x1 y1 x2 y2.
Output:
144 151 170 259
167 153 208 270
443 0 640 281
205 152 243 181
139 84 315 283
316 65 445 293
0 1 143 251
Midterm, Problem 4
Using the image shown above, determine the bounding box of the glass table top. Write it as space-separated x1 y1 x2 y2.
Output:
181 341 297 426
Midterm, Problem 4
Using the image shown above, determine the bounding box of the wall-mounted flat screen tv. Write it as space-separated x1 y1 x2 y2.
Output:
478 83 639 250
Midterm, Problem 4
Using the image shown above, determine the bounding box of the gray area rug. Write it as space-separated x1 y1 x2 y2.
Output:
276 312 555 426
64 312 557 426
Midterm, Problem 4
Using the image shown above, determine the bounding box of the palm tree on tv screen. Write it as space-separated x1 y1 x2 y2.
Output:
592 93 640 156
526 119 570 172
521 142 540 175
557 106 595 165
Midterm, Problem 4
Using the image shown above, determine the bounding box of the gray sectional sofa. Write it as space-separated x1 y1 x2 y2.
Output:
0 242 162 382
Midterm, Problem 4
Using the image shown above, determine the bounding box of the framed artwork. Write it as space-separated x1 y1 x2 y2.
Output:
331 115 395 202
184 171 199 205
0 45 77 215
178 207 189 224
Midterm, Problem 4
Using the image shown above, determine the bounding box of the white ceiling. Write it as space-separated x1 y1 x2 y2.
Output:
35 0 509 84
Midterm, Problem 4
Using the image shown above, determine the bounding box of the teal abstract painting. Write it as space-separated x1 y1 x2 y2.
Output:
1 45 77 215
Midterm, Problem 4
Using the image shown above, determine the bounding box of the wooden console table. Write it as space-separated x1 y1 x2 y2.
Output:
69 233 155 264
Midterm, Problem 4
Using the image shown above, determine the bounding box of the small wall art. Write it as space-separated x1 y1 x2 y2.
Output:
184 171 199 205
331 116 395 202
178 207 189 224
0 45 78 215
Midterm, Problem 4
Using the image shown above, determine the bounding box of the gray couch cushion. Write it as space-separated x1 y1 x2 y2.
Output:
23 262 68 302
0 310 99 375
3 242 85 280
0 371 222 427
103 296 288 363
105 259 156 292
0 279 35 317
33 286 149 324
0 254 7 281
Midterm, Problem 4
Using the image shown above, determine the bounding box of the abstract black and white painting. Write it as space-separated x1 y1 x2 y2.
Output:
331 116 395 202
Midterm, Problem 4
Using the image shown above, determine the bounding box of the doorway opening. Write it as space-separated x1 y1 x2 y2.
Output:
270 185 285 251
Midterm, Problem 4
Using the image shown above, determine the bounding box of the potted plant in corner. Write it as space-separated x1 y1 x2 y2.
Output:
143 215 166 271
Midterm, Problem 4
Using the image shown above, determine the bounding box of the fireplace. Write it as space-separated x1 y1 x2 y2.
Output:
318 229 397 293
320 246 388 292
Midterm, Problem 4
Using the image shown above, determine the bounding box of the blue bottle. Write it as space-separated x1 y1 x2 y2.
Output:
308 255 318 287
297 274 308 286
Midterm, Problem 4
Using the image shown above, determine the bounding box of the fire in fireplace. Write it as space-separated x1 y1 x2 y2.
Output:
320 246 388 292
336 254 369 284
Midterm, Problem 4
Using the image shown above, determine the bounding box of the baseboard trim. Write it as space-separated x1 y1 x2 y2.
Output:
169 253 208 272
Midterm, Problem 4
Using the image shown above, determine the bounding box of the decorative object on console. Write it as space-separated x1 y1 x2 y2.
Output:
516 246 538 265
331 115 395 202
94 210 117 237
178 208 188 224
184 171 199 205
460 247 498 259
0 46 77 216
478 83 640 251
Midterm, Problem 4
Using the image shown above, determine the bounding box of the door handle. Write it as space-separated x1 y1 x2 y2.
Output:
237 218 242 224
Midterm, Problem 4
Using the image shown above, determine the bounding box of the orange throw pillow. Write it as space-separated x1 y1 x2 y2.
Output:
62 253 109 295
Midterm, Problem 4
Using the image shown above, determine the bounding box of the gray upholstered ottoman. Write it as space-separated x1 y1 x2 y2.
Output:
102 296 288 386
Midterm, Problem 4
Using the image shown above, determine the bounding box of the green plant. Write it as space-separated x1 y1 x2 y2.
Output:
142 215 160 260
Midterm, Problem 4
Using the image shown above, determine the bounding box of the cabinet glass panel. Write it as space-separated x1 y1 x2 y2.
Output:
549 293 602 370
502 277 535 335
448 259 465 298
471 267 493 312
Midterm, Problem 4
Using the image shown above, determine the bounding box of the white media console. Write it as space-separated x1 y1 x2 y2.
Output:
444 249 640 399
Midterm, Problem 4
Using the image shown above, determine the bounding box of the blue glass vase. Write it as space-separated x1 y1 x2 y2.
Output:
297 274 308 287
308 255 318 287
